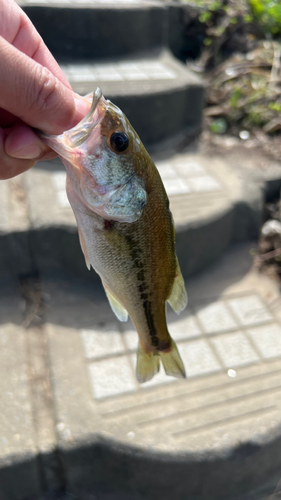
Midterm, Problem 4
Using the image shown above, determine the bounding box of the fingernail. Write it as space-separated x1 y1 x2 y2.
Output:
10 143 42 159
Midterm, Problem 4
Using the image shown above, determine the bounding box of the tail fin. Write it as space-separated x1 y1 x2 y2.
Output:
136 347 160 383
136 339 186 383
160 339 186 379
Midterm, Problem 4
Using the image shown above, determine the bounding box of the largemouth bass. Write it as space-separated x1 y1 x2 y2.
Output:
41 88 187 383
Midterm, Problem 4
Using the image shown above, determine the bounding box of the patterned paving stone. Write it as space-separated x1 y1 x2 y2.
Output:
247 324 281 360
195 301 237 334
61 61 177 83
71 290 281 401
167 311 202 341
122 322 139 352
210 332 260 368
228 295 274 326
178 339 221 377
81 324 124 359
88 356 136 399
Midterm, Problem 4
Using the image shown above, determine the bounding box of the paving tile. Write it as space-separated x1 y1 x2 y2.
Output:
122 322 139 351
88 356 136 399
156 163 178 179
178 339 222 377
247 323 281 359
195 302 237 334
188 176 222 193
168 312 202 340
174 160 207 177
210 332 260 368
81 324 124 359
162 178 191 196
61 60 177 84
228 295 273 326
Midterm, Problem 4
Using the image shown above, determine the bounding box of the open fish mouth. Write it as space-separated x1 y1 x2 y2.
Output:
65 88 103 149
38 87 105 159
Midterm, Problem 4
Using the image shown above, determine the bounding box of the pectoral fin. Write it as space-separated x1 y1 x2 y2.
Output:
167 258 187 314
103 284 128 322
78 228 91 270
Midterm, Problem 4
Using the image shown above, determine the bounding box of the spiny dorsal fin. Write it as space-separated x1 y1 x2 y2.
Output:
167 258 187 314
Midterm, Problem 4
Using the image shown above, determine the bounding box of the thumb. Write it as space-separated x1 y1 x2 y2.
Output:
0 36 77 135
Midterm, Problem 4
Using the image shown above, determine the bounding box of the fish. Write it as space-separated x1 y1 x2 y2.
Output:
40 87 187 383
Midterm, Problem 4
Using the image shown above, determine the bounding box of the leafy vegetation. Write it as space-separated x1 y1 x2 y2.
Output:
205 42 281 136
250 0 281 36
177 0 281 139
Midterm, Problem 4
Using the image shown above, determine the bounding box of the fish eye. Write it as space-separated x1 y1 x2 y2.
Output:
110 131 129 153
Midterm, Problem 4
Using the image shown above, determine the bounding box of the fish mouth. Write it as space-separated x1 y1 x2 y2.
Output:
65 88 103 149
38 88 105 159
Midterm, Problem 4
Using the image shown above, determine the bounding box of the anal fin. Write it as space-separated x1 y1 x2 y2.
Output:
168 258 187 314
103 284 128 322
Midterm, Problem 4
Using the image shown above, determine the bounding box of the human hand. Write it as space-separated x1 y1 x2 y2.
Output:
0 0 89 180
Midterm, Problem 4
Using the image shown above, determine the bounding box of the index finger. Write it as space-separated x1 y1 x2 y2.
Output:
0 0 71 89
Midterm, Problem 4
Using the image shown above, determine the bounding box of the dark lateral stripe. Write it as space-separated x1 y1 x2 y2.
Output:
125 232 159 347
143 299 159 348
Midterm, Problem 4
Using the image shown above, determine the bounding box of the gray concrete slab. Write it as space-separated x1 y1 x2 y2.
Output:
16 0 198 69
22 152 261 280
41 243 281 500
0 282 41 500
0 175 33 280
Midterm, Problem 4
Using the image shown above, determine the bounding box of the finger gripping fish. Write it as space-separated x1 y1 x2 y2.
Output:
41 88 188 383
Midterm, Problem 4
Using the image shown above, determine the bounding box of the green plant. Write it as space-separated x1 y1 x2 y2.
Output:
268 102 281 112
250 0 281 36
209 118 228 133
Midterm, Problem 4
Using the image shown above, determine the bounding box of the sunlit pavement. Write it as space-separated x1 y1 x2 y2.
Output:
1 243 281 499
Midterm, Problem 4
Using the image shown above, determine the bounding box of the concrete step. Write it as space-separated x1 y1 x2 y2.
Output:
18 0 174 61
59 51 204 149
9 151 260 281
17 0 204 149
2 244 281 499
